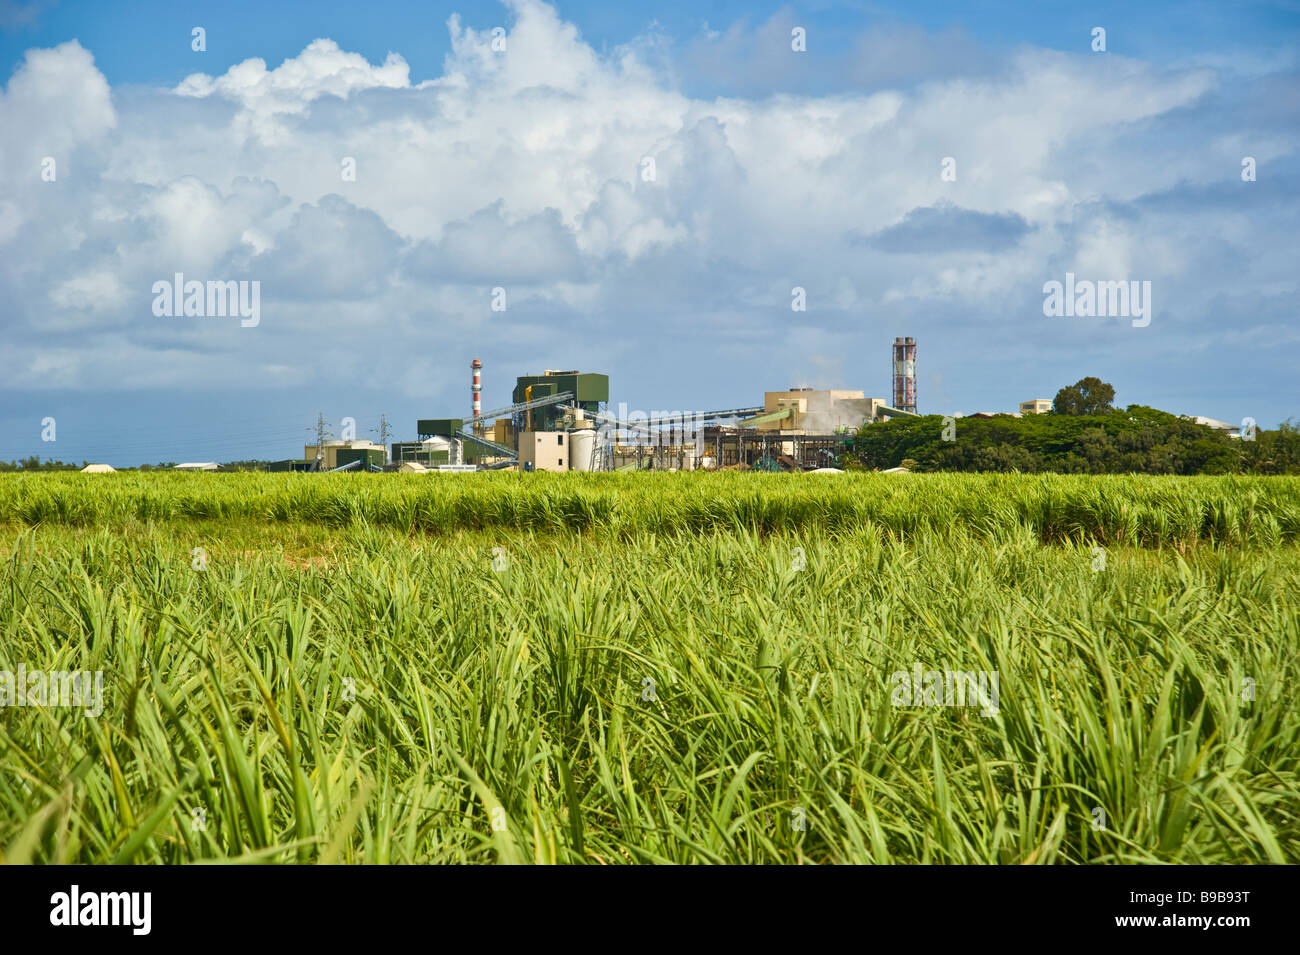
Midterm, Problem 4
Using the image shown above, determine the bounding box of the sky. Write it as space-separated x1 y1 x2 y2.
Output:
0 0 1297 466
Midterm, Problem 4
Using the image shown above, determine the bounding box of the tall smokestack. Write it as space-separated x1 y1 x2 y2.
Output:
472 358 482 419
892 337 917 414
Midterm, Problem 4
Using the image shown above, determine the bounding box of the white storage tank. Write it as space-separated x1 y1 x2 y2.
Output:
570 429 597 471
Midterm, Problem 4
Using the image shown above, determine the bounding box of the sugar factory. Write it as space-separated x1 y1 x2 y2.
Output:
274 336 943 473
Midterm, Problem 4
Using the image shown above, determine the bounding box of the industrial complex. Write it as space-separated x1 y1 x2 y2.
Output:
64 332 1247 474
253 334 1109 473
279 336 950 473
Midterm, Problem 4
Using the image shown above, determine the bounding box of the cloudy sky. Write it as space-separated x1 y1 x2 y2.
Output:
1 0 1296 465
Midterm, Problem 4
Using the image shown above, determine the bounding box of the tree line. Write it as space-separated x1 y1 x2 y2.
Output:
850 378 1300 475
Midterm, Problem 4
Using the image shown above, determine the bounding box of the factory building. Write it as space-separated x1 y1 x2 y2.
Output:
414 419 464 441
518 431 571 472
304 439 388 470
387 337 917 472
401 366 608 470
510 371 606 470
700 426 852 471
511 370 609 433
755 389 889 433
334 447 385 470
391 440 446 466
688 386 908 470
484 418 515 448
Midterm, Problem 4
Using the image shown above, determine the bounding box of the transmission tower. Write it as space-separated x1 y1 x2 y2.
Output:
309 412 333 471
372 414 392 463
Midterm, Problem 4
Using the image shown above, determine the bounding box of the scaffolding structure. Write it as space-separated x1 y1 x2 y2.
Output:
700 427 853 470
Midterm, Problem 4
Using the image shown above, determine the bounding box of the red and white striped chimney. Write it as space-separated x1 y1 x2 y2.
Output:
472 358 483 418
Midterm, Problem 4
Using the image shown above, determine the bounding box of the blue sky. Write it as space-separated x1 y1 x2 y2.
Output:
5 1 1297 85
1 0 1297 465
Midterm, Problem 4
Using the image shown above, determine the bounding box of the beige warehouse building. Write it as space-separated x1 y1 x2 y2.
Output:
757 389 888 433
518 431 571 472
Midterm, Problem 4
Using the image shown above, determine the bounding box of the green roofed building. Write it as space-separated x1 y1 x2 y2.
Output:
334 447 385 471
391 441 449 466
511 370 608 433
267 459 314 472
416 418 464 439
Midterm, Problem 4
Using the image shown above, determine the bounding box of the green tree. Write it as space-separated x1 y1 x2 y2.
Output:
1241 419 1300 474
1053 377 1116 416
849 403 1246 475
